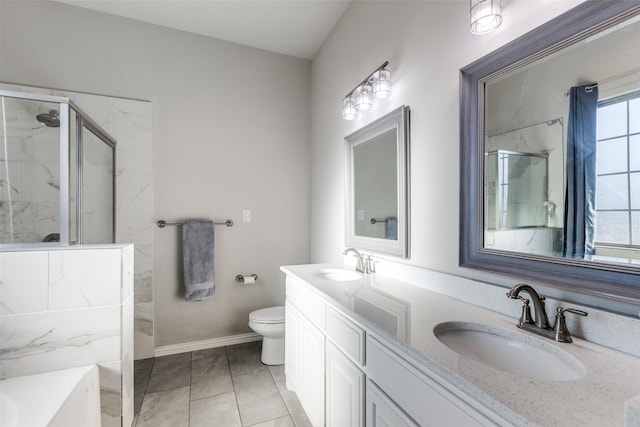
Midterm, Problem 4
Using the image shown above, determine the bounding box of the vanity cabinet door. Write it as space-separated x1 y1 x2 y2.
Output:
285 300 301 393
366 380 418 427
326 340 365 427
285 300 325 427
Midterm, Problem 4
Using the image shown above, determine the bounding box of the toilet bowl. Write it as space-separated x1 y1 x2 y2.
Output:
248 306 285 365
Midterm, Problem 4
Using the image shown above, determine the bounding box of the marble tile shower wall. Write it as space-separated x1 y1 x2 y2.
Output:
0 245 134 427
1 83 154 359
0 96 61 242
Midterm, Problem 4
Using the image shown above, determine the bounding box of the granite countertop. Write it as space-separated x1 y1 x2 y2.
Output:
281 263 640 426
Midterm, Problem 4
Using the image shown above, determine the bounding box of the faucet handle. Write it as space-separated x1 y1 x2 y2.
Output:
559 307 588 317
553 307 588 343
515 296 534 327
364 255 375 274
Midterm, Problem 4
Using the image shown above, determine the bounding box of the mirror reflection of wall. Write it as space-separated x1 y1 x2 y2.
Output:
353 129 398 240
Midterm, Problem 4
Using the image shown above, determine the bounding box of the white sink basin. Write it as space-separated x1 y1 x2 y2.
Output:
433 322 586 381
312 268 362 282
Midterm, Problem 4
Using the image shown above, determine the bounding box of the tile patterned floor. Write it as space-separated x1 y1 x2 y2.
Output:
134 342 312 427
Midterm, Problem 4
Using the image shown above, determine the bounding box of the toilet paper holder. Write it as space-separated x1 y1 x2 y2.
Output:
236 274 258 283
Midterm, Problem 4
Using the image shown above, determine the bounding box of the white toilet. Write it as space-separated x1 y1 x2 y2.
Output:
248 306 285 365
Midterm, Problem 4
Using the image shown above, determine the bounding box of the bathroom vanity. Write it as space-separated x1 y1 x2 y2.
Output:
281 264 640 426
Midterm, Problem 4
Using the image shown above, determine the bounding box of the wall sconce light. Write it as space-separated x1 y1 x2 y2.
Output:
342 61 391 120
470 0 502 34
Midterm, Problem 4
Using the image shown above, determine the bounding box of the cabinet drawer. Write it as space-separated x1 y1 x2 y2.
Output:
286 276 325 329
326 306 365 366
366 380 418 427
366 336 484 427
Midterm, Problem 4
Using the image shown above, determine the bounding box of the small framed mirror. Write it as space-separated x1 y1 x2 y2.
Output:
345 105 410 258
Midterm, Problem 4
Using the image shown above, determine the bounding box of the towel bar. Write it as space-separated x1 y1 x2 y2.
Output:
370 218 389 224
157 219 234 228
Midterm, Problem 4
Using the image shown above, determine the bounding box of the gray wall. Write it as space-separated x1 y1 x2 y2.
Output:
1 0 311 351
307 0 638 314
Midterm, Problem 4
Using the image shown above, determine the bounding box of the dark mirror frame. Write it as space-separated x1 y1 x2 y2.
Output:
460 0 640 304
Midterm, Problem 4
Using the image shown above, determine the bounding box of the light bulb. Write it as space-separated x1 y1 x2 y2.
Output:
470 0 502 34
373 69 391 99
342 95 358 120
354 83 373 111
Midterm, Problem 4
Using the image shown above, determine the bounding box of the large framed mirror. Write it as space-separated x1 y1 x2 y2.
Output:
460 1 640 303
345 105 410 258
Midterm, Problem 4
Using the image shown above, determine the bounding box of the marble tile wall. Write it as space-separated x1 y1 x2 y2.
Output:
0 245 134 427
1 83 154 360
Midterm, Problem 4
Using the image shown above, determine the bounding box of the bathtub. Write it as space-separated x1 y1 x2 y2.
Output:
0 365 101 427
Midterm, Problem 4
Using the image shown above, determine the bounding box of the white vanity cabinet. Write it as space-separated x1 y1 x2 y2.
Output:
284 269 503 427
285 275 327 427
285 300 325 427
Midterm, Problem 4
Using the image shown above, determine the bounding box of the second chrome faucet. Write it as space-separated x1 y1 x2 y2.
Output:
343 247 374 274
507 284 587 343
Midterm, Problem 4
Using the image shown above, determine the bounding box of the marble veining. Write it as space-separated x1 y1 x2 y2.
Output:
48 249 123 309
0 306 121 378
0 245 134 427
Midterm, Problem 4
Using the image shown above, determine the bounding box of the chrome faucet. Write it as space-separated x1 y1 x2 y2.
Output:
506 284 587 343
342 248 373 274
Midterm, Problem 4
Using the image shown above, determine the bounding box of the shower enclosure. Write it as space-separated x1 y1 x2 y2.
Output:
0 90 116 246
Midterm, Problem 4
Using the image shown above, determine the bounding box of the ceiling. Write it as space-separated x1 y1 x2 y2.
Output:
55 0 352 60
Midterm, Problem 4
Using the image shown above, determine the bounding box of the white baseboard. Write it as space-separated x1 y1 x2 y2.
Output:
153 332 262 358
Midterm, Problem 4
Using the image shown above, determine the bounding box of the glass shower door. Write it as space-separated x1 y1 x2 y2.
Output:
0 96 62 244
80 124 115 244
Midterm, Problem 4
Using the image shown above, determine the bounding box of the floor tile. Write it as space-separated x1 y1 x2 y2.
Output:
133 344 311 427
227 342 266 377
192 346 226 361
275 382 312 427
234 369 288 426
146 353 191 393
136 386 190 427
268 364 285 385
189 392 242 427
248 415 295 427
190 351 233 400
134 359 153 416
135 358 154 371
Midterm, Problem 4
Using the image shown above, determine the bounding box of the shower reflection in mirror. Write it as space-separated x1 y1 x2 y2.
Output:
484 119 563 256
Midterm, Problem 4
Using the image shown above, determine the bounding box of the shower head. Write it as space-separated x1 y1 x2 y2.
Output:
36 110 60 128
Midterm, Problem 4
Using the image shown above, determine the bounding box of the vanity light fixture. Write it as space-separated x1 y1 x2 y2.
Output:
470 0 503 34
341 61 391 120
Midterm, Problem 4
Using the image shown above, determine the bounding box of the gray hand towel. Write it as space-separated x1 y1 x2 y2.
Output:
182 220 215 301
385 217 398 240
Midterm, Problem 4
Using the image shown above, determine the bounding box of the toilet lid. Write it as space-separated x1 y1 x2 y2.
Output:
250 306 285 324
